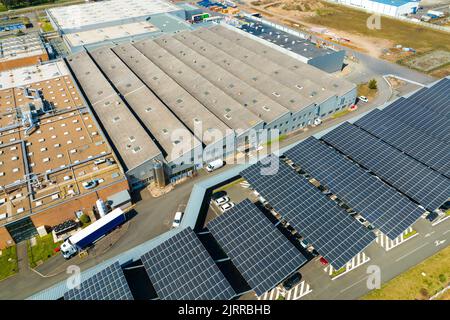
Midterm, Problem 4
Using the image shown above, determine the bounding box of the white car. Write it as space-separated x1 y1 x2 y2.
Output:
219 202 235 212
358 96 369 103
214 196 230 206
172 211 183 228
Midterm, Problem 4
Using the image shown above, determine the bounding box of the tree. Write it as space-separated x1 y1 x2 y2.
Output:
79 214 91 225
368 79 378 90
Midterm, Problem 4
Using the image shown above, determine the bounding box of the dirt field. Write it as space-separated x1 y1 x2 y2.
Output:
242 0 450 75
403 50 450 72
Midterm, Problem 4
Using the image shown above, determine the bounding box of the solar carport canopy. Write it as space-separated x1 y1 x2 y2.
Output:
355 109 450 178
322 122 450 211
285 137 424 239
141 227 236 300
240 158 376 270
64 262 133 300
207 199 308 296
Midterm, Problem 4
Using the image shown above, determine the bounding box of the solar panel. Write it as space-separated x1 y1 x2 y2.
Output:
241 158 376 270
322 122 450 211
284 137 424 239
355 108 450 178
64 262 133 300
400 78 450 116
141 227 235 300
207 199 308 296
381 82 450 142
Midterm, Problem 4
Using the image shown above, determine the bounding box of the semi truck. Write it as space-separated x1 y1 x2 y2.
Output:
60 208 126 259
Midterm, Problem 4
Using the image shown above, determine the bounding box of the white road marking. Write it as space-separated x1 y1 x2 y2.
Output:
340 275 370 293
395 242 429 262
443 229 450 235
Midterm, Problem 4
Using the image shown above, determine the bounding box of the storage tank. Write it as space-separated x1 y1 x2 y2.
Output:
153 161 167 188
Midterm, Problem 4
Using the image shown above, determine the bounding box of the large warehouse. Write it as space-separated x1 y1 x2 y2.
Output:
46 0 196 53
0 61 129 249
66 24 356 189
330 0 421 17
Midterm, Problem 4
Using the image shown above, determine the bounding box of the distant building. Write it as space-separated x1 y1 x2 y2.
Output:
331 0 421 17
0 33 48 72
46 0 195 53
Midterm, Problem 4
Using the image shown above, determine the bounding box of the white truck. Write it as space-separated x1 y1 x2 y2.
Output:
60 208 126 259
206 159 225 172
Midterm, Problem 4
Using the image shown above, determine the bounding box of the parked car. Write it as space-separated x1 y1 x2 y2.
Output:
319 257 329 266
358 96 369 103
219 202 235 212
214 196 230 206
426 212 439 222
172 211 184 228
206 159 224 172
282 272 302 290
211 191 227 200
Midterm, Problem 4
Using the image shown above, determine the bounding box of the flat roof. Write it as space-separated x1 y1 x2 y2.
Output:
211 25 355 96
0 61 69 90
47 0 181 31
154 34 290 124
66 51 162 171
88 47 200 162
112 43 232 146
240 17 336 60
0 33 46 63
0 75 125 225
64 21 159 48
135 39 263 133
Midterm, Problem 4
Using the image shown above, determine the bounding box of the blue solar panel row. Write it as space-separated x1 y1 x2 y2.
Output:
141 227 236 300
284 137 425 239
382 99 450 142
355 109 450 178
240 158 376 270
322 122 450 211
64 262 133 300
398 78 450 116
208 199 307 296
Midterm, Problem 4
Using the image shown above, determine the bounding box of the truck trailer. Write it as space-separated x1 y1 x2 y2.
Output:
60 208 126 259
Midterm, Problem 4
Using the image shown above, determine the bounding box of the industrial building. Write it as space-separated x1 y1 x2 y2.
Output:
46 0 202 53
330 0 421 17
0 33 49 72
238 16 346 73
64 24 355 189
0 61 129 249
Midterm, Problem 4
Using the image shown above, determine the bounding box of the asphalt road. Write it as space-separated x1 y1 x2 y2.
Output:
302 218 450 300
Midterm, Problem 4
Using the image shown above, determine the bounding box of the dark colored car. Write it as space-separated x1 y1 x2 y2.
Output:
211 191 227 200
426 212 439 222
282 272 302 291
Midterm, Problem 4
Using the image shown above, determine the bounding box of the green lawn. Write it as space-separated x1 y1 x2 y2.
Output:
27 234 61 268
403 229 417 240
0 3 7 12
363 245 450 300
40 20 54 32
0 246 18 281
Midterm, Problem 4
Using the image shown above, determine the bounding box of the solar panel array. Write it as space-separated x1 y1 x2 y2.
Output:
322 122 450 211
381 80 450 142
141 227 235 300
241 158 376 270
284 137 424 239
64 262 133 300
397 78 450 116
355 108 450 177
207 199 308 296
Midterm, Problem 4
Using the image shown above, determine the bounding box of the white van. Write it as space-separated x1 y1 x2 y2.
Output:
206 159 224 172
